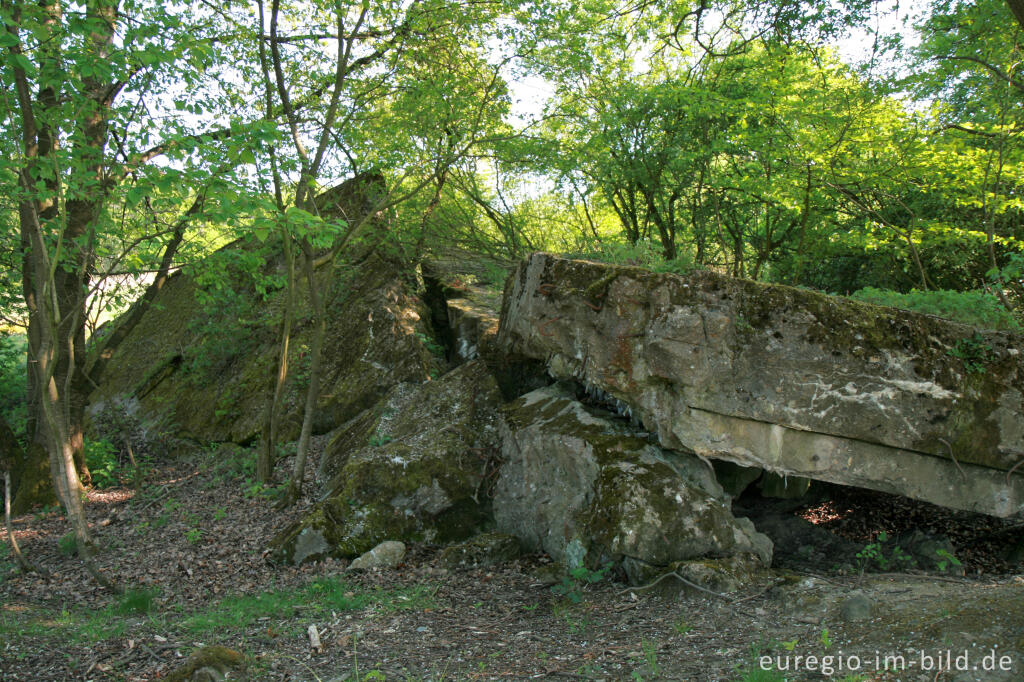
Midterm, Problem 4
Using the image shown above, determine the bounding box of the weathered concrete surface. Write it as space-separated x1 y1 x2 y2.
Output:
495 385 772 584
446 287 501 364
498 253 1024 518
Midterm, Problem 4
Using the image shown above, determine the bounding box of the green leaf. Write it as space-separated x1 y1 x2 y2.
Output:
9 53 34 74
127 186 148 207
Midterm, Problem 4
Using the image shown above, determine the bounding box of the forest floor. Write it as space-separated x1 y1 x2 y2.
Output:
1 445 1023 682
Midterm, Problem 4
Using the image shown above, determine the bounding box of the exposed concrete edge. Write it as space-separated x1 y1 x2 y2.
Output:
544 351 1023 519
680 406 1024 519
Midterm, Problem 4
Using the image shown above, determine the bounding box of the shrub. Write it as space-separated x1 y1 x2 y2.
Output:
564 239 695 276
0 334 27 442
849 288 1022 332
85 438 121 488
58 532 78 556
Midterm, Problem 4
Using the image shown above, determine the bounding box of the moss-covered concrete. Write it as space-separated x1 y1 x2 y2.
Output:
269 360 503 564
495 386 772 583
497 253 1024 518
90 241 441 447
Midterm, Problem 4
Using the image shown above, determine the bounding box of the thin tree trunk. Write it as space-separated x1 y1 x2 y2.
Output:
36 337 120 592
280 246 325 507
4 470 42 574
257 235 295 483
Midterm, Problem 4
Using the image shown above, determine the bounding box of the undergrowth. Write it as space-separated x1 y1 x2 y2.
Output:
850 287 1022 332
0 576 436 646
563 239 696 276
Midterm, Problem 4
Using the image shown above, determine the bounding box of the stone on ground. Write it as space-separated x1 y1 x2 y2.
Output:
348 540 407 571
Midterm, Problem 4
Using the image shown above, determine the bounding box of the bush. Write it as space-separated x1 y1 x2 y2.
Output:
565 239 695 276
89 399 166 483
849 288 1022 332
0 334 27 443
85 438 121 488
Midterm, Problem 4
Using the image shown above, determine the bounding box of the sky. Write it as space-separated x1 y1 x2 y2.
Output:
507 0 928 122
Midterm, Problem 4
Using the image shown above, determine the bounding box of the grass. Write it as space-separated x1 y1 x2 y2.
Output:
733 669 788 682
0 541 12 583
0 575 436 647
117 587 160 615
0 604 128 646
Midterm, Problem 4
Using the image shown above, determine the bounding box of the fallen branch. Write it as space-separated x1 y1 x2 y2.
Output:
617 570 732 601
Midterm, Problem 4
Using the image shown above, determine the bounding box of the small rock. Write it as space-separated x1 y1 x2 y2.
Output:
840 593 873 622
897 530 962 573
437 532 521 569
348 540 406 571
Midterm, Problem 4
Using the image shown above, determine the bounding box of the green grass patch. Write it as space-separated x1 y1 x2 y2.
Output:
180 577 435 636
117 587 160 615
0 603 128 645
733 668 789 682
0 576 435 649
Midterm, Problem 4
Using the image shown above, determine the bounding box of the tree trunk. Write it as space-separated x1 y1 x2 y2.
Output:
280 246 325 507
257 234 296 483
1007 0 1024 29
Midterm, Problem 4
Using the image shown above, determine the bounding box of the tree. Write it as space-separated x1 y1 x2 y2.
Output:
239 0 518 503
0 0 259 587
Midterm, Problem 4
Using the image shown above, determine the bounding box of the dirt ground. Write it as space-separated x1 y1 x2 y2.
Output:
2 447 1022 682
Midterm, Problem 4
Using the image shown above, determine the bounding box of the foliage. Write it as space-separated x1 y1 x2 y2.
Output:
856 531 915 572
58 533 77 557
367 433 394 447
84 439 121 489
935 548 963 573
0 334 26 442
551 562 613 604
673 616 692 635
566 239 696 276
117 588 160 615
415 332 446 360
947 334 997 374
850 288 1022 332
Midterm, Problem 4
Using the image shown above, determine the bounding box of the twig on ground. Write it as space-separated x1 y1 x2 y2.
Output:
617 571 732 601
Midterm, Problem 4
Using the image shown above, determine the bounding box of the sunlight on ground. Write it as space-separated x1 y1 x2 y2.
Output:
87 489 135 505
800 501 844 525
